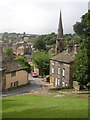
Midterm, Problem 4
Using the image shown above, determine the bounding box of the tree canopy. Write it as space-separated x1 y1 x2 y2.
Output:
32 51 53 76
73 10 90 86
5 48 13 59
34 36 46 51
16 56 31 73
44 32 56 45
34 33 56 52
73 10 90 37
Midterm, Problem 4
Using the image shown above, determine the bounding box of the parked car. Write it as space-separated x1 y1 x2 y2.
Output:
32 72 39 77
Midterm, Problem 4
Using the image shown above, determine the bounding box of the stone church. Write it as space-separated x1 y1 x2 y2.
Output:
50 11 79 88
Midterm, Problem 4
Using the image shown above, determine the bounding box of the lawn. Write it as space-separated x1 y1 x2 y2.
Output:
2 95 88 118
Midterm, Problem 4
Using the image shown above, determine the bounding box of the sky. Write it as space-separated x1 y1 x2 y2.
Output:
0 0 89 34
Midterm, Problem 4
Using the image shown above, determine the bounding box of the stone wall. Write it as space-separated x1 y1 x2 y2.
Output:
73 81 80 91
5 70 28 90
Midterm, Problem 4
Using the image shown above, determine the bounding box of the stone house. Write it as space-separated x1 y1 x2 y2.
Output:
1 53 28 91
50 50 75 88
12 41 33 56
16 46 25 56
50 11 78 88
2 60 28 91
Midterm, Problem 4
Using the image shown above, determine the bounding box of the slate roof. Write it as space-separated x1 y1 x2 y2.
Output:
2 60 25 73
51 51 75 63
0 51 25 73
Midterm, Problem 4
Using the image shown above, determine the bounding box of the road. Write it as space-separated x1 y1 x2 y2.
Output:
2 74 46 97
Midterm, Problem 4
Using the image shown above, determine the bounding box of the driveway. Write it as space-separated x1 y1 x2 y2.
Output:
2 74 49 97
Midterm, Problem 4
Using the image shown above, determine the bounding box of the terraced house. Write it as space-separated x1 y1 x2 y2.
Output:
50 11 79 88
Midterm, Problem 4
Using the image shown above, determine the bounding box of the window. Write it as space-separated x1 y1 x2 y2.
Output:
62 68 65 77
14 81 18 86
11 71 16 77
52 68 54 74
57 79 60 86
11 83 13 87
58 68 60 74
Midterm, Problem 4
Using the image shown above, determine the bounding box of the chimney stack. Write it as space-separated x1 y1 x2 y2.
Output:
67 43 79 54
67 42 74 53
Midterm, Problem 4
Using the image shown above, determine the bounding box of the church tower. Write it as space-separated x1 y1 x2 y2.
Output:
56 10 64 54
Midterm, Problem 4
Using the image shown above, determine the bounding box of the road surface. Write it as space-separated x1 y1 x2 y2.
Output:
2 74 47 97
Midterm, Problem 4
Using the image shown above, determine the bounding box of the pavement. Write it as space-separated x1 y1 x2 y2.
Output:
2 74 50 97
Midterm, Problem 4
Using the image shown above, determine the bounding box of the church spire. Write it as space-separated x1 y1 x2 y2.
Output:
57 10 63 39
56 10 64 54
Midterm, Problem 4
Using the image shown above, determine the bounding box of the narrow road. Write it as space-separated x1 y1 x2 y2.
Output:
2 74 46 97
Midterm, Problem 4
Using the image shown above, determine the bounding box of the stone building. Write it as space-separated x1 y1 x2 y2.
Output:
12 41 33 56
50 11 78 88
16 46 25 56
1 52 28 91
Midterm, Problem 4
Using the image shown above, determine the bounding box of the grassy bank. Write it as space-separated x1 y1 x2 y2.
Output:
2 95 88 118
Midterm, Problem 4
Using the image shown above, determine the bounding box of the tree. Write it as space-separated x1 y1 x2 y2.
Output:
34 36 46 51
32 51 52 76
2 32 9 42
73 10 90 37
5 48 13 59
16 56 31 73
9 33 18 41
64 34 82 50
44 32 56 45
73 47 88 85
73 10 90 86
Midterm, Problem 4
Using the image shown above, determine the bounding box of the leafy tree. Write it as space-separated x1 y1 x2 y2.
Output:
73 47 88 85
47 37 56 45
16 56 31 73
34 36 46 51
64 34 82 50
73 10 90 86
64 35 72 49
32 51 53 76
5 48 13 59
44 32 56 45
2 32 9 42
73 10 90 37
9 33 18 41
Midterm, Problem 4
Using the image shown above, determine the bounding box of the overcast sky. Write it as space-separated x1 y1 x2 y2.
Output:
0 0 88 34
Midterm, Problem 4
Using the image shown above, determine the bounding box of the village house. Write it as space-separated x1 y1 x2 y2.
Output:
11 41 33 56
50 11 79 88
12 41 26 55
1 52 29 91
16 46 25 56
